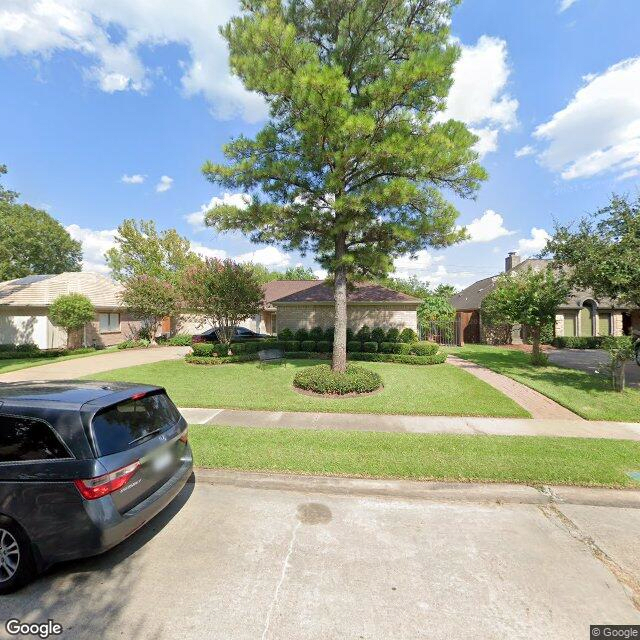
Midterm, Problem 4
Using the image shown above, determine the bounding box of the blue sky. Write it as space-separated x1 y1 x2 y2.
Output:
1 0 639 289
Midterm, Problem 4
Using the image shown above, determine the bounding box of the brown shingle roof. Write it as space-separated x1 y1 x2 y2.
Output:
272 282 421 304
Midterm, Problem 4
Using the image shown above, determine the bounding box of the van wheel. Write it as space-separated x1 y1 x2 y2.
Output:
0 518 36 594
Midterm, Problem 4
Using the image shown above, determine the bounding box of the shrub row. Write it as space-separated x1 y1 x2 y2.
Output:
277 326 418 344
185 353 260 365
191 341 273 357
293 363 382 395
157 333 193 346
117 339 151 350
552 336 607 349
348 352 447 365
0 346 98 359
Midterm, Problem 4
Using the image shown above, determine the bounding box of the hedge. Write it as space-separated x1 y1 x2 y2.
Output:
118 339 151 350
362 341 378 353
349 352 447 365
316 340 333 353
300 340 317 352
347 340 363 353
379 342 411 354
0 346 99 359
185 354 260 365
552 336 606 349
409 341 439 356
293 363 382 395
158 333 193 346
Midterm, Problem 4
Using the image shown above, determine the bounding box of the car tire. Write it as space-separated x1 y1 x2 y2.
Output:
0 517 36 594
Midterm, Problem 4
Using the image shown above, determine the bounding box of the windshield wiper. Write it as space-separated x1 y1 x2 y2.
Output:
129 428 162 446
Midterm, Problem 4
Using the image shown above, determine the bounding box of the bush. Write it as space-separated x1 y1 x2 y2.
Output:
379 342 411 354
385 328 400 342
400 328 418 343
316 340 332 353
362 341 378 353
552 336 606 349
346 328 354 341
347 340 362 353
14 343 39 353
349 352 447 365
285 340 301 352
293 363 382 395
278 328 294 340
230 342 263 355
0 344 16 352
309 327 324 341
192 342 228 357
409 341 439 356
117 339 150 350
323 327 335 341
163 334 193 346
370 327 386 344
300 340 317 352
356 325 371 342
294 328 309 342
283 351 329 360
185 353 259 365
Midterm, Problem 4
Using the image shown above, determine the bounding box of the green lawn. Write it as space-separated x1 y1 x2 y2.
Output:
0 347 119 375
85 358 529 417
450 344 640 422
189 425 640 488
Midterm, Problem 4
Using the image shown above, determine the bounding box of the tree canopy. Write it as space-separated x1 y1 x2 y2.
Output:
203 0 485 370
0 164 19 204
106 219 199 284
546 194 640 307
49 293 94 349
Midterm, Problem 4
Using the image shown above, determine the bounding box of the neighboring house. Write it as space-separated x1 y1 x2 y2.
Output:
0 272 141 349
451 252 640 344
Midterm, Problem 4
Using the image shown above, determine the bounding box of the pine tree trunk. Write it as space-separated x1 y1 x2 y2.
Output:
332 234 348 373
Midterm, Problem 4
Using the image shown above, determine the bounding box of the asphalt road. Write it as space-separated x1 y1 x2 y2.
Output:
2 474 639 640
548 348 640 388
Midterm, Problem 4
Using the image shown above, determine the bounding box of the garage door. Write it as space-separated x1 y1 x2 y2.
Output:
0 314 48 349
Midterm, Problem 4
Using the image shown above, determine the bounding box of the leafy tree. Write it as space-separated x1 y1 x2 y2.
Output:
482 267 569 365
0 164 19 204
49 293 94 349
546 194 640 307
0 201 82 281
180 259 263 346
249 263 318 284
203 0 485 371
120 275 180 343
106 219 199 284
282 265 317 280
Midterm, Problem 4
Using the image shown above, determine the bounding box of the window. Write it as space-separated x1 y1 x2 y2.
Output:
99 312 120 333
0 415 71 463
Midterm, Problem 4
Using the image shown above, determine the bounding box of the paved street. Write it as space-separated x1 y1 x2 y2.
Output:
2 472 639 640
548 348 640 388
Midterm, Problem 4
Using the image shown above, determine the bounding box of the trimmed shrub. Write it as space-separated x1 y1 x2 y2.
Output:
400 328 418 344
379 342 411 354
385 328 400 342
294 328 309 342
323 326 335 341
552 336 605 349
409 341 439 356
15 343 39 353
293 363 382 395
316 340 333 353
117 339 150 350
285 340 301 352
163 334 193 346
370 327 386 344
192 343 228 357
278 328 294 341
356 325 371 342
185 353 259 365
349 352 447 365
309 326 324 341
230 342 263 355
283 351 330 359
346 328 354 341
347 340 362 353
300 340 317 352
362 341 378 353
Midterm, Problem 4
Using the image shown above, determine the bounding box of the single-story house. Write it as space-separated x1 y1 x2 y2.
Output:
0 272 141 349
451 252 640 344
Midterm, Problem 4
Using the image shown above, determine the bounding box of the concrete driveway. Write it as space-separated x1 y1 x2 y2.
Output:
2 473 639 639
548 348 640 388
0 346 189 382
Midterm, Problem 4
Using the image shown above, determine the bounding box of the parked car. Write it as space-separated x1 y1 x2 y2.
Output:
0 381 193 593
192 326 269 344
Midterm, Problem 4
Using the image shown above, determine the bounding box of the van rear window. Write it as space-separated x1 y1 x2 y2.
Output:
91 392 182 456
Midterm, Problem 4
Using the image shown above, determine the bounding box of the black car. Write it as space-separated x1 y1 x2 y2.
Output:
0 381 193 593
192 326 269 344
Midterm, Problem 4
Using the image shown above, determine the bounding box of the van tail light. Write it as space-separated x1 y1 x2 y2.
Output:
179 429 188 444
74 461 140 500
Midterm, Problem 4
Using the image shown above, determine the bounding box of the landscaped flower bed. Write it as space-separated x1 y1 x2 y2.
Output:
293 363 383 396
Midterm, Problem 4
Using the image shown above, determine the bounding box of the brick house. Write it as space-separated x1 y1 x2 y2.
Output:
451 252 640 344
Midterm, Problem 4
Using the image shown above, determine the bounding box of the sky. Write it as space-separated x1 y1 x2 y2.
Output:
1 0 639 290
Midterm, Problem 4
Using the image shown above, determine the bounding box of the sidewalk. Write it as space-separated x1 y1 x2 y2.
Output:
179 407 640 441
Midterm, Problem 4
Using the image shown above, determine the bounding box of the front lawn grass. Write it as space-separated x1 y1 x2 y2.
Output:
451 344 640 422
189 425 640 488
86 358 529 418
0 347 119 375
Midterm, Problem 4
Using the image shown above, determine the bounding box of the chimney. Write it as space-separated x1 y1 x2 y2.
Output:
505 251 521 272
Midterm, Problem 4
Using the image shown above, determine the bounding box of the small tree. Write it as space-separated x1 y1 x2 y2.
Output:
49 293 94 349
180 259 263 346
120 276 180 343
602 336 635 392
482 267 569 365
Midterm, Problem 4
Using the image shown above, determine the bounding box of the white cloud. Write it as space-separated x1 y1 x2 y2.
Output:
463 210 515 243
235 246 290 268
155 175 173 193
515 145 535 158
185 192 251 230
534 57 640 180
441 35 518 157
0 0 267 122
190 242 228 261
517 227 551 256
393 250 443 273
121 173 145 184
558 0 578 12
65 223 117 273
313 268 328 280
616 169 639 181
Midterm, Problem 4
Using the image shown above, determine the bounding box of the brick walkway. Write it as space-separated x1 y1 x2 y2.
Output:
446 355 582 420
